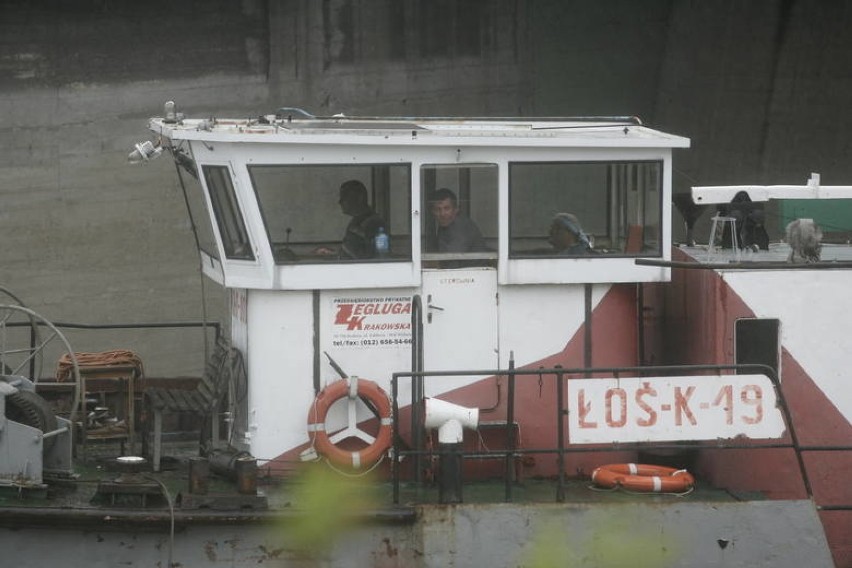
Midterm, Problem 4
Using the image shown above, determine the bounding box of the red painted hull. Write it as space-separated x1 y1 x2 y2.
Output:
271 264 851 565
644 249 852 567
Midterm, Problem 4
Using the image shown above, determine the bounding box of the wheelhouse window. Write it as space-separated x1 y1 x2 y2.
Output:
202 165 254 261
509 161 662 257
179 163 219 260
421 163 497 267
249 164 411 264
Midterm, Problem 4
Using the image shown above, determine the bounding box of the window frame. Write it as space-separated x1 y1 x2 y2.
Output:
497 147 674 286
201 164 256 262
507 159 664 260
234 151 423 291
420 162 499 266
247 162 414 266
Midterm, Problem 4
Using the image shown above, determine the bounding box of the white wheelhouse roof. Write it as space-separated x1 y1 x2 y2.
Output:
149 114 691 149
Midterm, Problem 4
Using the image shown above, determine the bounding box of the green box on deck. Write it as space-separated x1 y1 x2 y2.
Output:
780 199 852 242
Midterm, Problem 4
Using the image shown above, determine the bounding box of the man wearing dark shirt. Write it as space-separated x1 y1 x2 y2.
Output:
316 180 385 259
427 188 486 253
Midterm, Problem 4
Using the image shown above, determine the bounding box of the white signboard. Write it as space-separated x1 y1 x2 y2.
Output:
330 295 413 349
568 374 786 444
319 292 414 406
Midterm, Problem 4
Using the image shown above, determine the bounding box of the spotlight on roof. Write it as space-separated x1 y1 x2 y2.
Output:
163 100 183 124
128 140 163 164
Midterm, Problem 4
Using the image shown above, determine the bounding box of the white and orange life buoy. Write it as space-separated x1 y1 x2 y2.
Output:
591 463 695 493
307 377 393 469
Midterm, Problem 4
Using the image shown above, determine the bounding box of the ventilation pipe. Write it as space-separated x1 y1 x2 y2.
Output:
424 398 479 503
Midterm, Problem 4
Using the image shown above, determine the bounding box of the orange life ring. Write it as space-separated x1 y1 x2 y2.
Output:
307 377 393 469
591 463 695 493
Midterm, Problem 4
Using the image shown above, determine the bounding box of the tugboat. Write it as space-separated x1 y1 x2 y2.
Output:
0 103 848 566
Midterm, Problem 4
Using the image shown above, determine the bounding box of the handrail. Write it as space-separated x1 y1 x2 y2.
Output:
8 320 221 335
6 320 221 375
391 362 817 505
408 295 424 483
504 354 515 501
636 257 852 270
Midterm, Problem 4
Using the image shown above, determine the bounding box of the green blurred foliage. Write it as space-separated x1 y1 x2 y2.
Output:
279 462 380 558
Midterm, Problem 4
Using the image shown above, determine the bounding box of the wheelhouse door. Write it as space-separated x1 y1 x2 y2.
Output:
420 269 499 390
418 162 499 393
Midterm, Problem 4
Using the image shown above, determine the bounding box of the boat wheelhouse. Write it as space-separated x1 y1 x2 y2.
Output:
147 107 689 469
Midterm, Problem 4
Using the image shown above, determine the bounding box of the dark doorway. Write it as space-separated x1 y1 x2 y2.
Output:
735 318 780 379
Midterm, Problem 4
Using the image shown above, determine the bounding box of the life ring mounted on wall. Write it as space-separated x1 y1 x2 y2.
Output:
307 377 393 470
591 463 695 493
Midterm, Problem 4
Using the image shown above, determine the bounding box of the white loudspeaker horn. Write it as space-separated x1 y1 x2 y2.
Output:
424 398 479 444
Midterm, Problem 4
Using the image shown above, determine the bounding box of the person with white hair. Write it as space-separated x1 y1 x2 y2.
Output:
548 213 592 255
786 218 822 263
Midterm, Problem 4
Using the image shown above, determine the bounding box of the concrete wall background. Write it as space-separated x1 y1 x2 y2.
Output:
1 0 851 376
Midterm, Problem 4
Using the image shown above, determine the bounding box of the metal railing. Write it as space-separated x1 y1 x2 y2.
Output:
5 319 221 383
389 362 851 506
